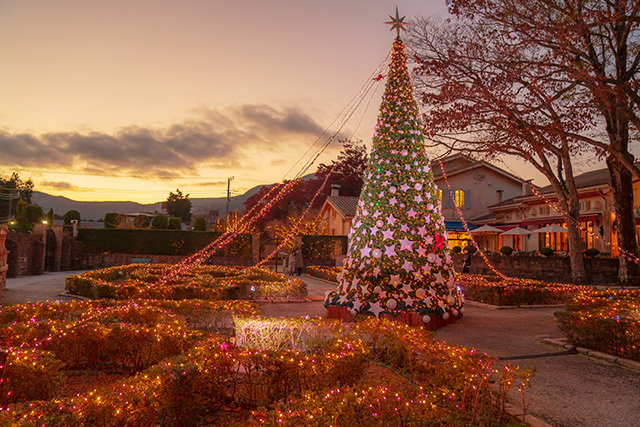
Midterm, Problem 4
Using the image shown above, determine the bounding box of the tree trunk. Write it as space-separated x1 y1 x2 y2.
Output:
566 215 587 285
606 155 640 286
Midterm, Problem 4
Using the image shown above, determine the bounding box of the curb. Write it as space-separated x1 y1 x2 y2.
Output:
503 402 555 427
465 300 565 310
543 338 640 371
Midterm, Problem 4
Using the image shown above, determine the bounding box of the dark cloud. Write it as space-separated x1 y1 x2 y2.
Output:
0 105 325 178
40 181 82 191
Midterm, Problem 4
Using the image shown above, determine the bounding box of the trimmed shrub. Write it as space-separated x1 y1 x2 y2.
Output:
76 228 251 256
583 248 600 258
168 217 182 230
63 210 81 226
151 214 168 229
134 214 151 229
499 246 513 256
103 212 119 228
194 217 207 231
451 245 462 254
539 247 554 257
463 244 477 254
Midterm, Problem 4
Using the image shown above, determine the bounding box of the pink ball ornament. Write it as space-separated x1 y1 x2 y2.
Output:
451 309 459 317
422 314 431 323
447 296 456 306
415 288 426 298
374 286 382 293
442 312 450 320
372 248 383 258
386 298 397 309
460 307 466 314
376 220 384 227
390 186 397 194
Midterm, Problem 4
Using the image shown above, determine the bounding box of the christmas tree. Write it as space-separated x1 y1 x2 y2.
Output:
324 13 463 328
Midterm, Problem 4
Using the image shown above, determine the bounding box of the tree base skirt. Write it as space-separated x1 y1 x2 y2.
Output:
325 305 458 330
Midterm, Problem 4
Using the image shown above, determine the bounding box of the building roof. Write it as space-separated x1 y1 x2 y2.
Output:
487 164 620 210
326 196 359 218
537 167 612 194
430 153 527 186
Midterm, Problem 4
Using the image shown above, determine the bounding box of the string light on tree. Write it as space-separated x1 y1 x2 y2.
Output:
325 11 463 327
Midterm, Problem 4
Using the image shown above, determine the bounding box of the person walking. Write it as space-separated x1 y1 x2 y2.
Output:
288 250 296 276
295 247 304 276
462 247 471 274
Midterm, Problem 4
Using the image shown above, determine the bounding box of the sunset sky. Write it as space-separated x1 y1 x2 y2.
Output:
1 0 551 204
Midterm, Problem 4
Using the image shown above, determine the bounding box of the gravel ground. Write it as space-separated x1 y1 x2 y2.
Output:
4 272 639 427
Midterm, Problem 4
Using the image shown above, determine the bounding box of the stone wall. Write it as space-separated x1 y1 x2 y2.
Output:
74 252 252 270
451 253 619 285
0 225 8 305
5 232 45 277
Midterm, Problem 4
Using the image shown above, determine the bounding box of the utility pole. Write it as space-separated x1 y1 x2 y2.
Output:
226 176 234 218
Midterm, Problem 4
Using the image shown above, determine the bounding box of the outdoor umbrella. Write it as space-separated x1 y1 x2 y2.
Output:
500 226 531 235
532 224 568 233
469 224 503 234
500 226 531 251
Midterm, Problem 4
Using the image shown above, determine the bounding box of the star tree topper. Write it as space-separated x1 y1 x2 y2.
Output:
384 6 410 37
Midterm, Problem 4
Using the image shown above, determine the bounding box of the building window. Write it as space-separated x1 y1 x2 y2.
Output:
437 189 443 204
454 190 465 208
579 200 591 211
505 212 511 220
516 211 522 219
539 206 550 215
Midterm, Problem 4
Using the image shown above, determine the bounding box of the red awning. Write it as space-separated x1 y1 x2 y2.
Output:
520 214 601 226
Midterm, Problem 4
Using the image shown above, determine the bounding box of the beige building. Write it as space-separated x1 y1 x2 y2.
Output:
478 166 640 256
318 154 528 248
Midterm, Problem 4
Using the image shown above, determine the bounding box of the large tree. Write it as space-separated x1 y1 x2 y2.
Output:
408 0 640 285
166 189 192 223
0 173 34 221
242 139 369 230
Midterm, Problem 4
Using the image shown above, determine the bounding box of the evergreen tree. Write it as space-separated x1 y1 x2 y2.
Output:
325 35 463 325
166 189 192 223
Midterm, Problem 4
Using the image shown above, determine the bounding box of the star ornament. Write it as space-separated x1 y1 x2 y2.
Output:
384 7 410 37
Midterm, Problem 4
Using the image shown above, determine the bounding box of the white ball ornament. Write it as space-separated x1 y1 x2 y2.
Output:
442 312 450 320
386 298 397 309
374 286 382 294
351 308 359 315
459 307 465 314
422 314 431 324
427 253 437 263
415 288 426 298
336 274 342 282
415 183 423 191
376 220 384 227
390 186 397 194
451 309 459 317
401 149 408 156
447 296 457 306
372 248 383 259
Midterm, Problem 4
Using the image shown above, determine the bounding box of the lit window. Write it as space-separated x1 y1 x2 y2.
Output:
454 190 465 208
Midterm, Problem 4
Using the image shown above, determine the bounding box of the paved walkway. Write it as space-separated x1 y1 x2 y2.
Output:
3 272 639 427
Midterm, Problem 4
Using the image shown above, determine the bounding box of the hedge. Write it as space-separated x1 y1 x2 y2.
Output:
77 228 252 256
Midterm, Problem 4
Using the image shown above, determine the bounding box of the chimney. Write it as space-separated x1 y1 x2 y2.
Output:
496 190 503 203
521 179 533 196
330 184 340 197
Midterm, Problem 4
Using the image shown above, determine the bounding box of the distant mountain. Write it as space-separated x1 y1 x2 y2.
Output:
32 184 266 221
